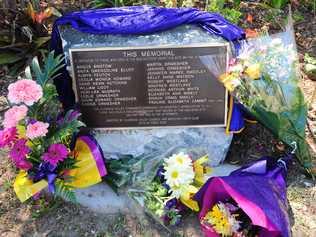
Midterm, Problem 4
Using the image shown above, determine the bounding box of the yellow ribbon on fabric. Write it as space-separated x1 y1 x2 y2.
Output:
14 171 48 202
13 137 103 202
68 138 102 188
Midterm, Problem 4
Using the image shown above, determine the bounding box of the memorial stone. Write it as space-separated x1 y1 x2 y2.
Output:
59 24 233 166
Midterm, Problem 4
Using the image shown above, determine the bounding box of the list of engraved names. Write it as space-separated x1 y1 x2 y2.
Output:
70 45 227 128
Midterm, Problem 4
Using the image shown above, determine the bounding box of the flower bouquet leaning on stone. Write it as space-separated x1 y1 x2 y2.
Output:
219 27 312 172
0 52 106 202
127 151 211 230
195 155 292 237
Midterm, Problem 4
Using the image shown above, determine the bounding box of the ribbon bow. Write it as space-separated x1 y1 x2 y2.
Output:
32 162 58 193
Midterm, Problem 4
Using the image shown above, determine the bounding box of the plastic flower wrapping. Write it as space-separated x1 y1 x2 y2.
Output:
0 52 106 202
195 155 292 237
218 26 311 171
106 148 211 229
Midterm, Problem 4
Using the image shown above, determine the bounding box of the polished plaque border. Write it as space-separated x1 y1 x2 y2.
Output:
69 43 230 130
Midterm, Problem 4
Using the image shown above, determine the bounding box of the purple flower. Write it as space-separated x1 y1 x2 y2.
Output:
165 198 177 209
15 159 33 170
57 110 80 126
0 127 17 148
27 118 37 125
162 182 170 190
162 215 171 225
156 165 165 182
42 143 68 165
68 110 80 121
9 139 30 162
9 139 32 170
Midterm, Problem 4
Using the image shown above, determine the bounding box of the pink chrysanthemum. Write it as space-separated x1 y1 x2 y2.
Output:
26 121 49 139
0 127 17 148
9 139 30 162
8 79 43 106
42 143 68 165
3 105 28 128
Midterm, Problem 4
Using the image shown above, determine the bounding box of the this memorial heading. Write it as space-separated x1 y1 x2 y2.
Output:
123 50 175 57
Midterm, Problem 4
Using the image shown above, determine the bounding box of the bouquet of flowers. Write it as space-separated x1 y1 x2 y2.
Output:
127 151 211 229
195 155 291 237
0 52 106 202
201 200 260 237
218 28 311 171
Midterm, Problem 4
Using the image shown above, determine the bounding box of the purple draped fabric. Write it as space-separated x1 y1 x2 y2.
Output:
194 155 292 237
50 6 246 132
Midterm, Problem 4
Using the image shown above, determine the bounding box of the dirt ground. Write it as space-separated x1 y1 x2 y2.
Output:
0 1 316 237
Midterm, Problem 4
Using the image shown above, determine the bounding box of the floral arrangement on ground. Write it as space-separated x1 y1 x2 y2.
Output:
0 52 106 203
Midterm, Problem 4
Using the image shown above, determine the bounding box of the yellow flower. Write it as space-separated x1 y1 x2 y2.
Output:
204 205 231 236
218 73 231 83
193 155 212 186
17 125 33 147
179 185 199 211
202 203 240 236
17 125 26 138
218 73 240 92
245 63 261 79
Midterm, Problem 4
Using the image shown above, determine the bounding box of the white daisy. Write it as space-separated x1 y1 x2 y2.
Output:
164 152 192 169
164 163 194 188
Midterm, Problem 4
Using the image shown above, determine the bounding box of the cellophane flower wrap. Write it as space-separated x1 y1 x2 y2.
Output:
195 155 292 237
219 26 311 171
106 147 211 230
0 52 106 202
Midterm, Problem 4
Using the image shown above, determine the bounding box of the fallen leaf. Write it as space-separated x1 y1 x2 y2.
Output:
246 14 253 23
245 29 258 38
27 2 36 22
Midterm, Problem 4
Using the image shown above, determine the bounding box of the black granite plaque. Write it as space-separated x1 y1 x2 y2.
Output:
70 44 228 128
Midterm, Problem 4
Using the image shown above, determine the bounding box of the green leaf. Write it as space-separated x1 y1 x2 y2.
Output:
8 60 26 77
25 66 32 79
31 51 64 86
305 64 316 74
57 157 77 173
34 37 50 48
0 51 23 65
269 0 289 9
304 53 316 64
48 119 85 144
304 54 316 75
54 180 76 203
50 7 62 17
31 56 44 84
43 83 58 100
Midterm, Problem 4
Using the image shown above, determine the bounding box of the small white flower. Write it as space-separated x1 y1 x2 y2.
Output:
168 185 185 199
164 152 192 168
231 78 241 88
